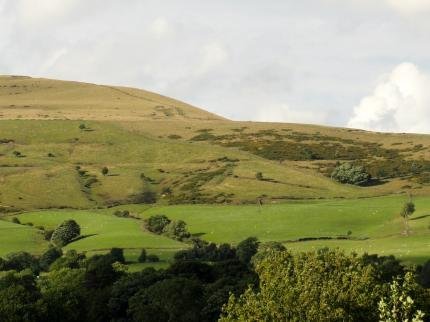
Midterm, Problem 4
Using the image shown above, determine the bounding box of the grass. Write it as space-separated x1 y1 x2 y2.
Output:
0 220 45 255
137 195 430 264
1 211 187 259
2 195 428 264
0 76 429 267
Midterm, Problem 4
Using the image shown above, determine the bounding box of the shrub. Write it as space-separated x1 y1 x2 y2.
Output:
113 210 130 218
163 220 191 241
11 217 20 224
44 229 54 241
39 247 63 271
255 172 263 180
51 220 81 247
236 237 259 265
110 248 125 264
146 254 160 262
138 249 147 263
144 215 171 234
101 166 109 176
331 163 371 186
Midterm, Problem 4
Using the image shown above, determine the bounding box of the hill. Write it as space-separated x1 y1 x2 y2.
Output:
0 76 429 212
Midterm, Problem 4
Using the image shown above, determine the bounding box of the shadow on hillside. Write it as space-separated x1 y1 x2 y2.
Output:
361 179 387 187
191 232 206 238
410 214 430 221
72 234 98 242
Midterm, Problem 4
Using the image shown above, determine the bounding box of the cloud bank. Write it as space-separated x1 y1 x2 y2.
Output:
348 63 430 133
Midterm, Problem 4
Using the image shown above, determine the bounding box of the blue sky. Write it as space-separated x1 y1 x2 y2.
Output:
1 0 429 133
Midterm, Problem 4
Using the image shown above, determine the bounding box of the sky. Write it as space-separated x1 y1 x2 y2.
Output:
0 0 429 133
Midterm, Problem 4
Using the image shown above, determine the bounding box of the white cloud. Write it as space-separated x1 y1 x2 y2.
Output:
15 0 80 26
385 0 430 14
195 42 228 75
149 17 170 39
255 104 326 124
347 63 430 133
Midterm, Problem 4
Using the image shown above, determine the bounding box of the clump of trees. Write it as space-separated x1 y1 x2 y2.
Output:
331 162 372 186
50 220 81 247
220 249 428 322
113 210 130 218
144 215 191 241
1 238 430 321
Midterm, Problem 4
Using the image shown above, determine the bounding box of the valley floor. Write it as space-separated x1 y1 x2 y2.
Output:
2 195 430 266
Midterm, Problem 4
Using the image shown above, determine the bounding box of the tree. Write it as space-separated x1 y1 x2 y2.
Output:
401 200 415 236
101 166 109 176
2 252 39 273
110 248 125 264
50 250 86 271
79 123 86 130
0 271 45 322
220 249 386 322
236 237 259 265
138 249 147 263
163 220 191 241
39 268 86 322
11 217 20 224
144 215 171 234
51 220 81 247
331 162 371 186
39 247 63 271
378 272 425 322
128 277 204 322
255 172 263 180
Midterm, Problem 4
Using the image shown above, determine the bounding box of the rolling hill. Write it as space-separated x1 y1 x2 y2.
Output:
0 75 429 211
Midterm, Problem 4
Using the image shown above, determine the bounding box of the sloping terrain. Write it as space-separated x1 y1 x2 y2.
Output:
0 76 429 211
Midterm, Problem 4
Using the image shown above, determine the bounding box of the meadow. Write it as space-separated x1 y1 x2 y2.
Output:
1 195 428 265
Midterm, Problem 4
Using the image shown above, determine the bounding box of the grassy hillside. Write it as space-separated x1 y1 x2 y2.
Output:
0 76 429 211
2 195 429 264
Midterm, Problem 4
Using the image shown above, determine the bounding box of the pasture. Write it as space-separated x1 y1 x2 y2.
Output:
1 195 429 265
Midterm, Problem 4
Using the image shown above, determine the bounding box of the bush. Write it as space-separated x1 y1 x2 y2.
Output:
331 163 371 186
110 248 125 264
39 247 63 271
11 217 20 224
255 172 263 180
101 167 109 176
113 210 130 218
51 220 81 247
138 249 147 263
44 229 54 241
1 252 39 273
163 220 191 241
236 237 259 265
146 255 160 262
144 215 171 234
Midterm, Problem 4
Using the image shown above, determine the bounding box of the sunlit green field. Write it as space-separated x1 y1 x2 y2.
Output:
1 195 429 265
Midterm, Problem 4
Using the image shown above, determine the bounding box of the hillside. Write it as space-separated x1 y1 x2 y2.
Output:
0 76 429 211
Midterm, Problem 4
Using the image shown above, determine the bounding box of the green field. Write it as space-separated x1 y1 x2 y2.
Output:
1 195 428 265
0 76 429 268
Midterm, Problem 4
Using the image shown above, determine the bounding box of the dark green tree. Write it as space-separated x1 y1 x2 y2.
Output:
138 249 147 263
163 220 191 241
51 220 81 247
39 247 63 271
144 215 171 234
236 237 260 265
110 248 125 264
128 277 204 322
101 166 109 176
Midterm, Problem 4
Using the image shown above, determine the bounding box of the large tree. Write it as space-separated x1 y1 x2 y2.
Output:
221 249 390 321
51 220 81 247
